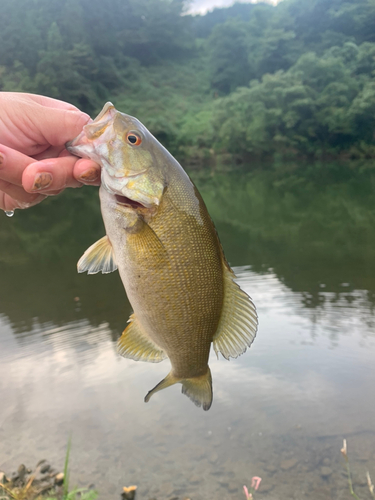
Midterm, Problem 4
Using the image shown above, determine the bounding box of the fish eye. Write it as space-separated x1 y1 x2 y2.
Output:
126 132 142 146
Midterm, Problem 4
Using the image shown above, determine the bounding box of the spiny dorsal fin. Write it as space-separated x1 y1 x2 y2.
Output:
144 368 213 411
117 314 166 363
77 235 117 274
213 265 258 360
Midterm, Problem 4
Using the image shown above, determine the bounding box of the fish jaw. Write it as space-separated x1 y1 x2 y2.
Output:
66 129 97 160
101 169 163 209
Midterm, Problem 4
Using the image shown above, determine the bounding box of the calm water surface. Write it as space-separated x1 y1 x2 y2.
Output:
1 162 375 499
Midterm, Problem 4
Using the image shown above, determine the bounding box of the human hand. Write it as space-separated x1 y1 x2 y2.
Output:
0 92 101 212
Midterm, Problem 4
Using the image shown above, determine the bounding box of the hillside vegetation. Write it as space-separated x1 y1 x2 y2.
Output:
1 0 375 161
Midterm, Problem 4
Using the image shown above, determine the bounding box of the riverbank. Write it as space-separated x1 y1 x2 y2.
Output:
0 459 97 500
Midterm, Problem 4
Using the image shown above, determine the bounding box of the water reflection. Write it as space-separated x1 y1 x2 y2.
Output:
1 164 375 500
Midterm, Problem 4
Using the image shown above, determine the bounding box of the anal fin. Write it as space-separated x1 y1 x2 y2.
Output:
77 235 117 274
117 314 166 363
213 265 258 360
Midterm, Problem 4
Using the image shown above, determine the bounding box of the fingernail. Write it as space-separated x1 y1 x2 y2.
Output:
79 168 99 182
0 152 4 169
32 172 53 191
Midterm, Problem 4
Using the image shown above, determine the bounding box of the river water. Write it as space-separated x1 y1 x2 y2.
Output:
0 161 374 499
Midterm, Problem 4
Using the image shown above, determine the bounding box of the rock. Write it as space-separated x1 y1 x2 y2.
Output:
209 453 218 464
210 469 223 476
280 458 298 470
34 470 50 483
10 471 19 482
0 472 9 484
322 458 331 466
190 475 200 484
258 482 275 493
160 482 174 496
320 466 333 478
218 478 229 487
265 464 277 473
228 482 239 493
37 460 51 474
353 477 367 487
17 464 26 475
55 472 64 485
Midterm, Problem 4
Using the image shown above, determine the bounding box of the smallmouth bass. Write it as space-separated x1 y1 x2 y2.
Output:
67 102 258 410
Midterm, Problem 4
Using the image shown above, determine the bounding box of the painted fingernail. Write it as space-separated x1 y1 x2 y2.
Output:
79 168 99 182
32 172 53 191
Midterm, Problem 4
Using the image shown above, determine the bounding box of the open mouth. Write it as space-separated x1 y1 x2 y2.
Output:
115 194 145 210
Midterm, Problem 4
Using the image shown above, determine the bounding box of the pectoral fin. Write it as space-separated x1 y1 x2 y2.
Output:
117 314 166 363
213 265 258 360
127 221 168 263
77 235 117 274
144 368 213 411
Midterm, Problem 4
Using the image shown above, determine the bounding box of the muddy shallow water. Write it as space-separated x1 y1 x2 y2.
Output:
1 165 375 499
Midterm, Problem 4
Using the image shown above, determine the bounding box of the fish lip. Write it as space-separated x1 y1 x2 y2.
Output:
65 130 92 157
65 141 78 155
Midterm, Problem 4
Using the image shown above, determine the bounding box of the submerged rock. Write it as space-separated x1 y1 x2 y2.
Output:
320 466 333 478
280 458 298 470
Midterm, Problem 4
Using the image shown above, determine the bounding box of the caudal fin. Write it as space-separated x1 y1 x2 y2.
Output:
144 368 213 411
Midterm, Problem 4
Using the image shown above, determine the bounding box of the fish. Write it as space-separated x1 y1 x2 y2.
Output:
66 102 258 411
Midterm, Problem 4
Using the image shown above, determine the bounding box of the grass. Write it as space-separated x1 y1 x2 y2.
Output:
341 439 375 500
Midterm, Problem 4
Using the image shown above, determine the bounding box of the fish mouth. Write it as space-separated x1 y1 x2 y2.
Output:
66 131 93 159
115 194 146 210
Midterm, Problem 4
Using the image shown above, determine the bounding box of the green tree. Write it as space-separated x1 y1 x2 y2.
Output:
206 19 252 94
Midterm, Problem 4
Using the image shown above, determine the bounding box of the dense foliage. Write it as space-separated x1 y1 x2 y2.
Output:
1 0 375 160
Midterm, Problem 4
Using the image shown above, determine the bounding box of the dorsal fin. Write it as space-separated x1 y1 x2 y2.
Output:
77 235 117 274
117 314 166 363
213 265 258 360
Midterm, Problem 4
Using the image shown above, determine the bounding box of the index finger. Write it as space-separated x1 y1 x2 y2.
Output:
8 92 80 111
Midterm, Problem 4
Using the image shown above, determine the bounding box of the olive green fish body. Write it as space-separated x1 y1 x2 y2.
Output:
67 102 258 410
101 165 224 380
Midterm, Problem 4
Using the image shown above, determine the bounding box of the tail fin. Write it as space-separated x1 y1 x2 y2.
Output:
144 367 213 411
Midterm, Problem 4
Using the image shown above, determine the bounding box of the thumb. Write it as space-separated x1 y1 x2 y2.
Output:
31 105 91 148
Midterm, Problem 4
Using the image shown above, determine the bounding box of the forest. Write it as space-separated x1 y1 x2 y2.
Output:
1 0 375 161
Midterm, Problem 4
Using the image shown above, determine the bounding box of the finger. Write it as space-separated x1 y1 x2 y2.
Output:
33 145 65 161
1 193 45 211
22 156 85 193
5 92 80 111
21 93 80 111
0 144 37 186
8 102 91 155
0 180 46 209
0 191 20 211
31 107 92 149
73 159 101 185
